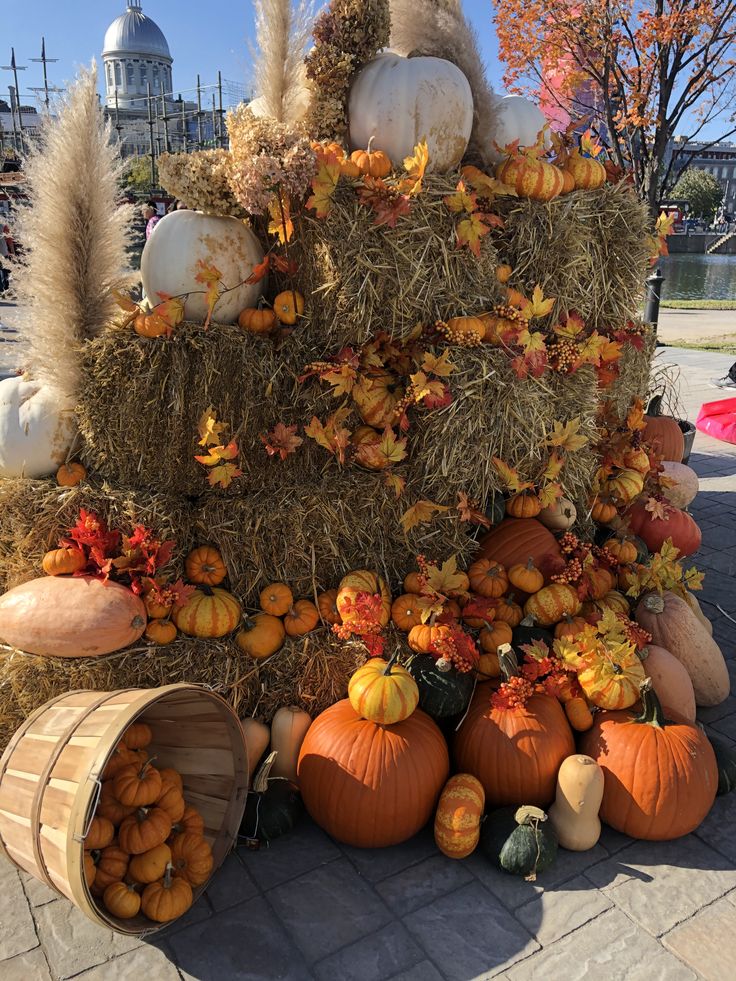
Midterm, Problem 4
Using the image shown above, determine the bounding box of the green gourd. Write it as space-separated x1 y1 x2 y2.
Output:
480 805 558 879
408 655 474 718
239 752 304 845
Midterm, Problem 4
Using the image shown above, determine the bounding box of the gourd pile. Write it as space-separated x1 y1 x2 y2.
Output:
0 0 732 917
85 721 212 924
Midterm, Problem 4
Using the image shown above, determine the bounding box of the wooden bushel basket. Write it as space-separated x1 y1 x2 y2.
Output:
0 684 248 934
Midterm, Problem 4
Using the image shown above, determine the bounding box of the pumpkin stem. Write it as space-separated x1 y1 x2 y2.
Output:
383 649 402 675
253 750 277 793
526 558 536 571
642 593 665 614
635 678 667 728
367 135 375 153
163 862 174 890
200 584 215 597
498 644 519 681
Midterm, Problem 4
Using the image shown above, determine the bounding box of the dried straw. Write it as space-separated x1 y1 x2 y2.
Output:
496 184 652 329
0 478 193 593
291 174 502 350
410 346 601 519
606 325 658 420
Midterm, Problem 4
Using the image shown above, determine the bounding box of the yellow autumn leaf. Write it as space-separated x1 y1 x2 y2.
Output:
491 457 534 493
456 212 491 257
267 192 294 244
401 140 429 196
521 284 556 321
194 259 222 329
424 555 469 597
197 407 228 447
400 499 450 534
421 349 456 377
384 472 406 498
306 158 341 218
444 181 477 214
544 418 589 452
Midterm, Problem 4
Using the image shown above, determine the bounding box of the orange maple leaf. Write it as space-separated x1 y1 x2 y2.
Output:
457 491 491 528
194 441 239 465
261 423 303 461
400 499 449 534
194 259 222 329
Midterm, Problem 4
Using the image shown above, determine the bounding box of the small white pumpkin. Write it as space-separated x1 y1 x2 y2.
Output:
660 460 699 509
348 52 473 173
0 376 76 479
538 496 577 531
487 95 550 163
140 210 265 325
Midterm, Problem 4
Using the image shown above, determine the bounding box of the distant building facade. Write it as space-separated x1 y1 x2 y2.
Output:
667 137 736 216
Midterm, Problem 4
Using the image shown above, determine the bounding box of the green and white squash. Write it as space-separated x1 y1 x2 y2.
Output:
480 805 558 878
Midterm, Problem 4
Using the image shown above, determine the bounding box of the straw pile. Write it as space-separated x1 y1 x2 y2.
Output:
290 174 502 351
77 323 334 497
195 472 474 606
0 628 366 753
0 478 193 593
606 324 658 420
409 347 600 517
497 184 652 328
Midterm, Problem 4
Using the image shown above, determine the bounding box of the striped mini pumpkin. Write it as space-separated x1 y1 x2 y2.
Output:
348 657 419 725
434 774 485 859
605 468 644 505
524 584 581 626
173 587 241 638
337 569 392 627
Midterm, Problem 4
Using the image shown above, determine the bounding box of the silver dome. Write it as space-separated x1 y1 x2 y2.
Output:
103 2 171 60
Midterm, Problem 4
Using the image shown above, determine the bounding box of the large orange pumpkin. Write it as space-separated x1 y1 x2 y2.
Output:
336 569 392 627
454 681 575 808
0 576 147 657
173 586 241 638
627 503 701 557
580 680 717 840
297 700 449 848
475 518 562 577
642 414 685 462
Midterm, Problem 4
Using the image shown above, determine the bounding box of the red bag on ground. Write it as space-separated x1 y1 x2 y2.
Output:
696 398 736 445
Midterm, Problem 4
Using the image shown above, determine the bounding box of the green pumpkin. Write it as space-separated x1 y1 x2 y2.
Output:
484 494 507 528
408 655 474 718
480 805 558 879
710 735 736 796
239 752 304 844
512 618 554 649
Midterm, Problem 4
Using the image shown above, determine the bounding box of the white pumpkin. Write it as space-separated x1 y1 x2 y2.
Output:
0 376 76 479
348 52 473 173
140 210 265 325
487 95 550 163
661 460 699 509
538 496 577 531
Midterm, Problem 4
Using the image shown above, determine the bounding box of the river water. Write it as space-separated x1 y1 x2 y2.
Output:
658 254 736 301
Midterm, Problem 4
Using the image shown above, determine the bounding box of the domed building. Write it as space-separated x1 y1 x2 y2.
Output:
102 0 173 110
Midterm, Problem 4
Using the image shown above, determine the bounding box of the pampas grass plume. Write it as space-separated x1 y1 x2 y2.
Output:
251 0 314 124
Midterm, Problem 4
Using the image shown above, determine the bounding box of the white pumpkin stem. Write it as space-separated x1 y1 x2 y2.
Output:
253 750 278 793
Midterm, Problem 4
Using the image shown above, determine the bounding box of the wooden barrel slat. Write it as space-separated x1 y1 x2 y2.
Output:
0 684 248 936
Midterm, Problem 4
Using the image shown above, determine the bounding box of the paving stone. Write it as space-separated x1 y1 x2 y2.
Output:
375 854 474 915
710 712 736 740
696 548 736 576
0 945 52 981
387 959 444 981
340 826 438 883
157 892 213 937
20 871 59 908
700 524 736 552
597 825 635 855
170 895 313 980
313 921 423 981
694 791 736 863
239 818 340 891
34 901 141 978
71 943 180 980
268 857 392 964
403 881 539 980
503 907 695 981
463 850 541 909
664 896 736 980
205 852 259 912
513 875 612 945
697 695 736 724
602 836 736 936
0 862 39 961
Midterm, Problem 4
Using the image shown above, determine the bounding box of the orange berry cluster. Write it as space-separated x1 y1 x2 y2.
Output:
548 338 580 373
491 675 535 710
436 320 483 348
492 304 529 330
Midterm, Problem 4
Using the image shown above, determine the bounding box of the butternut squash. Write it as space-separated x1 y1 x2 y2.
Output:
683 590 713 636
635 591 729 707
639 644 696 722
548 755 604 851
270 706 312 783
241 718 270 788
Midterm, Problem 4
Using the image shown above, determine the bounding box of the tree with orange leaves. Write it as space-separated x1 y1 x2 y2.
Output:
493 0 736 214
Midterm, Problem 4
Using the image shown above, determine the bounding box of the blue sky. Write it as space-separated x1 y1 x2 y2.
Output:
2 1 502 106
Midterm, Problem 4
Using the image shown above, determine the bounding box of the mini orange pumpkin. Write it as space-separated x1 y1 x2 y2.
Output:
554 614 589 640
159 768 183 793
145 619 177 645
97 781 136 824
170 805 205 840
408 622 452 654
259 582 293 617
42 546 87 576
128 843 172 885
391 594 424 631
92 844 129 893
273 290 305 325
141 864 193 922
605 537 638 565
591 498 617 523
506 491 542 518
122 722 152 750
86 816 115 850
468 559 508 598
524 584 581 626
155 779 186 824
317 589 341 625
404 571 423 594
508 558 544 595
170 832 214 886
84 851 96 889
144 587 172 619
113 760 162 807
236 613 286 659
185 546 227 586
491 596 524 628
284 599 320 637
350 141 392 178
118 806 172 855
56 462 86 487
479 621 513 652
238 305 277 334
103 881 141 919
101 743 139 782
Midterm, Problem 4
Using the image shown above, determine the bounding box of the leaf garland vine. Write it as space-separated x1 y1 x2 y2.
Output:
194 407 243 489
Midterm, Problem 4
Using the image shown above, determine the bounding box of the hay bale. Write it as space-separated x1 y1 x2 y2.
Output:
0 478 194 593
77 323 333 497
410 347 600 520
498 185 651 329
606 325 657 420
0 629 365 753
290 174 502 351
194 472 475 604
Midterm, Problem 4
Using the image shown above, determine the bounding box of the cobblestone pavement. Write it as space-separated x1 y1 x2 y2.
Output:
1 347 735 980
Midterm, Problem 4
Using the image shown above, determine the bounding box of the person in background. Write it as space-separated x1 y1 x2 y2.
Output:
711 363 736 390
142 200 161 240
0 224 14 294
